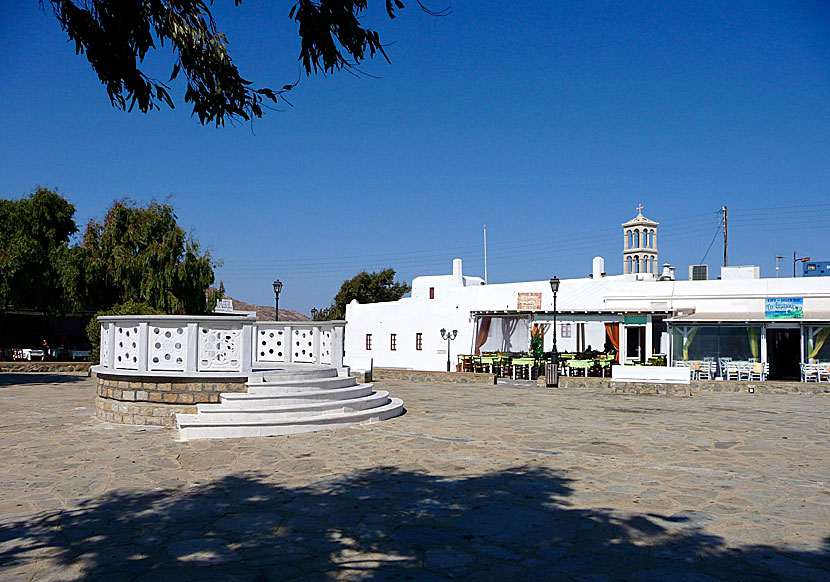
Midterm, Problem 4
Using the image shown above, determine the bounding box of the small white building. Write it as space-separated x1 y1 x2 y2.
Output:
345 209 830 380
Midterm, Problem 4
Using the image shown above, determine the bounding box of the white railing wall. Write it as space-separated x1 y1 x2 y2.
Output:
98 315 345 376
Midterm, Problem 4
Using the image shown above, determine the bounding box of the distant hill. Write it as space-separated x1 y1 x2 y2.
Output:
219 293 311 322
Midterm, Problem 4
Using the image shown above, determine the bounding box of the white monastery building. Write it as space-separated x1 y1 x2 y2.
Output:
345 208 830 381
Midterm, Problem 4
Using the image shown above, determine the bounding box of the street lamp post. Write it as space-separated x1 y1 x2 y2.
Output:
793 252 810 278
272 280 283 321
549 277 560 387
440 328 458 372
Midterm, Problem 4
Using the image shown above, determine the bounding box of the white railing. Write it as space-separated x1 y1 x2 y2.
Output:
96 315 345 377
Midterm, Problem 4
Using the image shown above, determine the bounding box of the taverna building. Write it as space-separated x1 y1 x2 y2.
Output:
345 209 830 381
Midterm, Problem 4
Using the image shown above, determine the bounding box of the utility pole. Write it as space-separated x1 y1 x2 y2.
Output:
775 255 785 278
722 206 728 267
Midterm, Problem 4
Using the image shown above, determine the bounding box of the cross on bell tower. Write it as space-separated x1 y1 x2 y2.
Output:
622 204 659 275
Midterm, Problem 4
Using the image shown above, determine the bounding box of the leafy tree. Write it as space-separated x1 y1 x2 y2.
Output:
46 0 448 126
86 300 164 363
312 268 409 320
0 187 82 313
82 199 220 314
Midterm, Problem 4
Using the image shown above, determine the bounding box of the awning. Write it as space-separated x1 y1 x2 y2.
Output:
667 312 830 324
471 309 671 317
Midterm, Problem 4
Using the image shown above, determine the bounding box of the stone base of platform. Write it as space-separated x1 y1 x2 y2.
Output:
94 373 246 426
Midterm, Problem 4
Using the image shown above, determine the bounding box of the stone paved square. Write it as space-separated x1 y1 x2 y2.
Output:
1 373 828 581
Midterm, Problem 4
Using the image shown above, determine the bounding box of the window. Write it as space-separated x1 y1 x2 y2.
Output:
365 334 372 350
429 287 435 299
390 333 397 351
561 323 572 338
415 333 423 351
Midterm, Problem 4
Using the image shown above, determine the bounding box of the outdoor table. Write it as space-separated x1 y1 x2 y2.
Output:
478 356 499 374
510 357 535 380
566 359 593 377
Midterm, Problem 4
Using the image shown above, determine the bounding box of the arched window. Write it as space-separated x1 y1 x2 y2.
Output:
634 255 640 273
651 256 656 273
650 229 655 248
627 230 632 249
634 230 639 248
627 256 632 273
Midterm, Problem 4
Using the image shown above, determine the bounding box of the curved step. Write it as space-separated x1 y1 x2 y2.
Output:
249 366 339 383
177 398 404 440
221 384 374 407
246 376 358 394
195 391 391 422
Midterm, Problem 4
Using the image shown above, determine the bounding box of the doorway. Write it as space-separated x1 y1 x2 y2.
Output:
626 326 646 363
766 328 801 380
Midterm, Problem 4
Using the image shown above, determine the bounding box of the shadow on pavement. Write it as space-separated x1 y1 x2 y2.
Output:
0 373 89 386
0 466 827 581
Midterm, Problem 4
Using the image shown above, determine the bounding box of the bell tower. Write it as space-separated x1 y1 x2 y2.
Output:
622 204 659 275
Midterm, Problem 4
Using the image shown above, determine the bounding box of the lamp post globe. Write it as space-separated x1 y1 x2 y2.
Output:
272 280 283 321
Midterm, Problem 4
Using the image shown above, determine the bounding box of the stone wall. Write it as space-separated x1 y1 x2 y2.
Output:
535 375 829 395
0 362 92 373
95 374 247 427
374 368 497 385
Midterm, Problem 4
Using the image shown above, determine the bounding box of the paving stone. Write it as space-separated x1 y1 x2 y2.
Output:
0 375 827 581
166 538 240 565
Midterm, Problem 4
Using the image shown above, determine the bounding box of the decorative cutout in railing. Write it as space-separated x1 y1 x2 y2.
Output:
149 324 188 371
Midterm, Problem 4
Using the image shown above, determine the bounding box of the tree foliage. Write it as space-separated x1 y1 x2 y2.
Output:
0 187 82 313
82 199 220 314
45 0 446 126
86 299 164 363
312 268 409 320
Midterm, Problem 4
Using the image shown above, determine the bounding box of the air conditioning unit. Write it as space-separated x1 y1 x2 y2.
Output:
689 264 709 281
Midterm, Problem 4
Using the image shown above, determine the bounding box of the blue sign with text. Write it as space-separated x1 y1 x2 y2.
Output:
765 297 804 319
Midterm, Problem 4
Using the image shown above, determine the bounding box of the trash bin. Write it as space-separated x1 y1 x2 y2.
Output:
545 362 559 387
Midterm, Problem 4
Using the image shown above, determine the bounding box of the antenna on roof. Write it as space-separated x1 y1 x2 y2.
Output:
483 224 488 284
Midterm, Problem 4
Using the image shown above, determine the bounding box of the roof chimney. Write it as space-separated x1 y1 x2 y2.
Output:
592 256 605 279
452 258 463 286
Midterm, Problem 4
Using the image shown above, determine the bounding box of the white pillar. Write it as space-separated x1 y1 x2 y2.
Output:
137 322 149 373
105 322 116 369
331 324 345 369
241 321 253 373
186 322 198 373
284 326 294 362
620 322 628 365
313 325 322 364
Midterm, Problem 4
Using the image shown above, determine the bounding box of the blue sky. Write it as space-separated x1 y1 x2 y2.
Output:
1 1 828 314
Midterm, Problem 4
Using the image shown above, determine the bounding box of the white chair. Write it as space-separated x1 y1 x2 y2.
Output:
801 363 818 382
818 364 830 383
697 361 714 380
749 362 767 382
737 363 752 381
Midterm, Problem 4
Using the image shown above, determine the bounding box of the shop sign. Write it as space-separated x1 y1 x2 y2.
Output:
765 297 803 319
517 292 542 310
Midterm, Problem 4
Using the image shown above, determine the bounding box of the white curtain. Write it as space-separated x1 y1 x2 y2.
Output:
478 317 529 352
